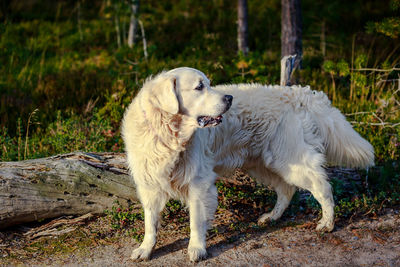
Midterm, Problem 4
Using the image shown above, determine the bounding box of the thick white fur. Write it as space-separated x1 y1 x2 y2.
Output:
121 67 374 262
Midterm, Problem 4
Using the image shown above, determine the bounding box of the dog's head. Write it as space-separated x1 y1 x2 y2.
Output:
146 67 232 127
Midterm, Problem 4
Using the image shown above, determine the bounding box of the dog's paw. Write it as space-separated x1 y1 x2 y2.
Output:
130 246 153 261
188 246 208 262
257 212 276 225
316 219 334 232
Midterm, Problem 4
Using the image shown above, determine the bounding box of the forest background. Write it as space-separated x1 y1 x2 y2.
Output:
0 0 399 232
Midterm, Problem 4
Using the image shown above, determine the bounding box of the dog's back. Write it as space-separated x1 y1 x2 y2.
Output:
212 84 374 170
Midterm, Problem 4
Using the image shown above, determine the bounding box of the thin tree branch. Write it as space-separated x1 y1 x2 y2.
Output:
349 121 400 128
352 68 400 72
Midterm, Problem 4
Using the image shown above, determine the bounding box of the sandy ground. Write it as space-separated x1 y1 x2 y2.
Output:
2 171 399 267
7 209 397 267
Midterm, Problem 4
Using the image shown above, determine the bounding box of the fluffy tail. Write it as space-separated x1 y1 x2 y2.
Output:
310 92 375 168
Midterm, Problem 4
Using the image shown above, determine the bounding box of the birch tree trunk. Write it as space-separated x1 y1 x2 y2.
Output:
0 152 135 229
237 0 249 55
138 19 148 60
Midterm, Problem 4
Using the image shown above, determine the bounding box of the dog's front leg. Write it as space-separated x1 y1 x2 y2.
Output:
131 186 168 261
187 179 218 262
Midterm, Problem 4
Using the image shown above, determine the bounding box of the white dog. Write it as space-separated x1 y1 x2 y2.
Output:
121 67 374 262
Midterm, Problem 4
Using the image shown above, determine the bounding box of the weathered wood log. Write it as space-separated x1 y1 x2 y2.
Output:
0 152 136 229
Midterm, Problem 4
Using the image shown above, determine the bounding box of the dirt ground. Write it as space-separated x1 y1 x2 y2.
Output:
1 171 400 267
1 209 399 266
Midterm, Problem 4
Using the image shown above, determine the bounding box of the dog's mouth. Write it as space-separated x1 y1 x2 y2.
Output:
197 115 223 127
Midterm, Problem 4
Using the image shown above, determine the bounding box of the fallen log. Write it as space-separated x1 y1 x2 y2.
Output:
0 152 136 229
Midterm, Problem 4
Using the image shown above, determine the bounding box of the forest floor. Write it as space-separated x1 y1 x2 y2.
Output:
1 173 400 267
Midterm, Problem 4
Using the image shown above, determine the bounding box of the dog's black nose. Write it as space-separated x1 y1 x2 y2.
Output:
223 95 233 111
224 95 233 105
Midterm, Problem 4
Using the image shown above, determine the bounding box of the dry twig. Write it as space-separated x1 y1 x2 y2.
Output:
24 213 93 240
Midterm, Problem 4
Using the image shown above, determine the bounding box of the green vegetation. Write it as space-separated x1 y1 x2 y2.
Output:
0 0 399 240
104 201 143 242
1 0 398 163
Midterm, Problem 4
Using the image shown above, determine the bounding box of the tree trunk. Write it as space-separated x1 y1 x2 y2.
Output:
138 19 148 60
0 152 136 229
127 0 139 48
281 0 302 62
321 20 326 57
114 4 121 48
77 1 83 41
237 0 249 55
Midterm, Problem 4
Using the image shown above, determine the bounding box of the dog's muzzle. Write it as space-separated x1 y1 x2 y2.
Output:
197 94 233 128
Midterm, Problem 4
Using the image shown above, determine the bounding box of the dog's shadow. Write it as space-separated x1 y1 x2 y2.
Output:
150 237 188 260
149 225 276 261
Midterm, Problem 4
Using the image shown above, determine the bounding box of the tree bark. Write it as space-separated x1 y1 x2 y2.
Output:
0 152 136 229
281 0 302 62
237 0 249 55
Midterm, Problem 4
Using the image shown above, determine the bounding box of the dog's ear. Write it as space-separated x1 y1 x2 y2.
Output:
155 76 179 114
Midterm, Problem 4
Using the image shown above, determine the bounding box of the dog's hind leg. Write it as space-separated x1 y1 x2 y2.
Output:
258 178 296 225
264 112 335 231
131 186 168 261
248 168 296 224
276 150 335 232
187 178 218 262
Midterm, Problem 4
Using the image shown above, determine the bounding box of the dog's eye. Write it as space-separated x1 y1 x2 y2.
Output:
195 81 204 91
